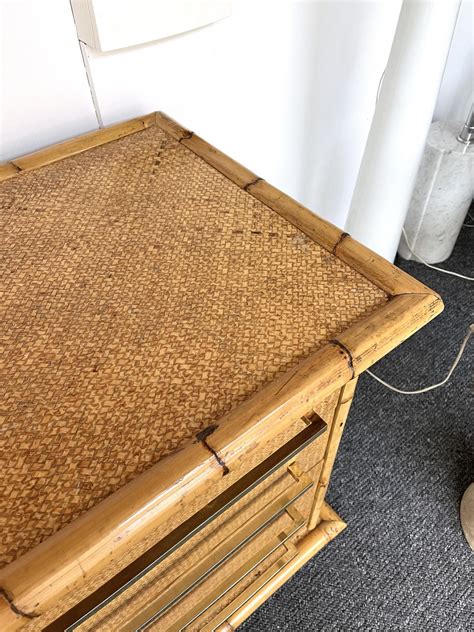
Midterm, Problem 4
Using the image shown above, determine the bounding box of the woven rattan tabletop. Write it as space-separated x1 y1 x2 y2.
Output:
0 119 388 567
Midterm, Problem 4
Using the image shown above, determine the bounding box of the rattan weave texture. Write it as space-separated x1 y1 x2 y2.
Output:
19 397 336 631
0 124 387 566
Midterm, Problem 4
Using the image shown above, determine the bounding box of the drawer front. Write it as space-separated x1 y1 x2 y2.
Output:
161 463 324 632
66 415 327 631
42 392 339 632
110 467 320 631
37 393 339 632
150 478 320 632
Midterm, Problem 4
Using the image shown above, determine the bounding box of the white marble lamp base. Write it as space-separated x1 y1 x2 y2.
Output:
399 121 473 264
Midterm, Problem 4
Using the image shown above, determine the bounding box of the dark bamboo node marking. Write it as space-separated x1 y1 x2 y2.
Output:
332 231 350 255
179 131 194 141
244 177 264 191
0 587 39 619
196 425 230 476
196 424 218 443
329 339 355 378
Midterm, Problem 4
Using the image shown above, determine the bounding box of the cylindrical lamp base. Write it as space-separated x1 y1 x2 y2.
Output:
399 121 473 264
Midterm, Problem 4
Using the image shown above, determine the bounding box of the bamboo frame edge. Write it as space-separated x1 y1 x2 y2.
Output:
335 293 444 378
155 112 441 300
0 113 443 629
334 235 442 299
308 379 357 530
0 345 352 627
0 282 442 626
2 110 442 303
0 163 20 182
222 501 346 630
0 113 157 178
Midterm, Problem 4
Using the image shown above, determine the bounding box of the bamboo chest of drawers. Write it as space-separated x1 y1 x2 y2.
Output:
0 113 443 631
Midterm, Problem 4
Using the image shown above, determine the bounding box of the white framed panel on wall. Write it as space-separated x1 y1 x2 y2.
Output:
71 0 231 52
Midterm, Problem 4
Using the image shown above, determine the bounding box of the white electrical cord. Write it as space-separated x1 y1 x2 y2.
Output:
367 227 473 393
369 69 473 393
366 324 473 394
401 227 474 281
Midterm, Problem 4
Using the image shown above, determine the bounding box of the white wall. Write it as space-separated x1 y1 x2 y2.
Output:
80 0 402 229
281 1 401 228
434 0 473 124
0 0 98 161
0 0 472 228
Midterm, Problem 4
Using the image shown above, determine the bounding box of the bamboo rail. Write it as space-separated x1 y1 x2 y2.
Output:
213 502 347 631
0 112 443 629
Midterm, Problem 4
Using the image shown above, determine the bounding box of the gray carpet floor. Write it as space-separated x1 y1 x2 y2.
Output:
242 223 473 631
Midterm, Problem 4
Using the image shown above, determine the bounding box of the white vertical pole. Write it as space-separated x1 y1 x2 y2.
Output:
345 0 461 262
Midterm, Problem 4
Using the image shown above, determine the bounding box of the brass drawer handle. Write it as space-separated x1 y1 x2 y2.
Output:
123 472 310 631
200 523 300 632
167 507 304 632
56 416 326 631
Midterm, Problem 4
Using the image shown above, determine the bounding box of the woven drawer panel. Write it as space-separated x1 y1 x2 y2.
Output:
190 464 323 632
154 484 318 632
23 392 338 631
1 122 387 566
74 455 322 629
85 481 317 631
